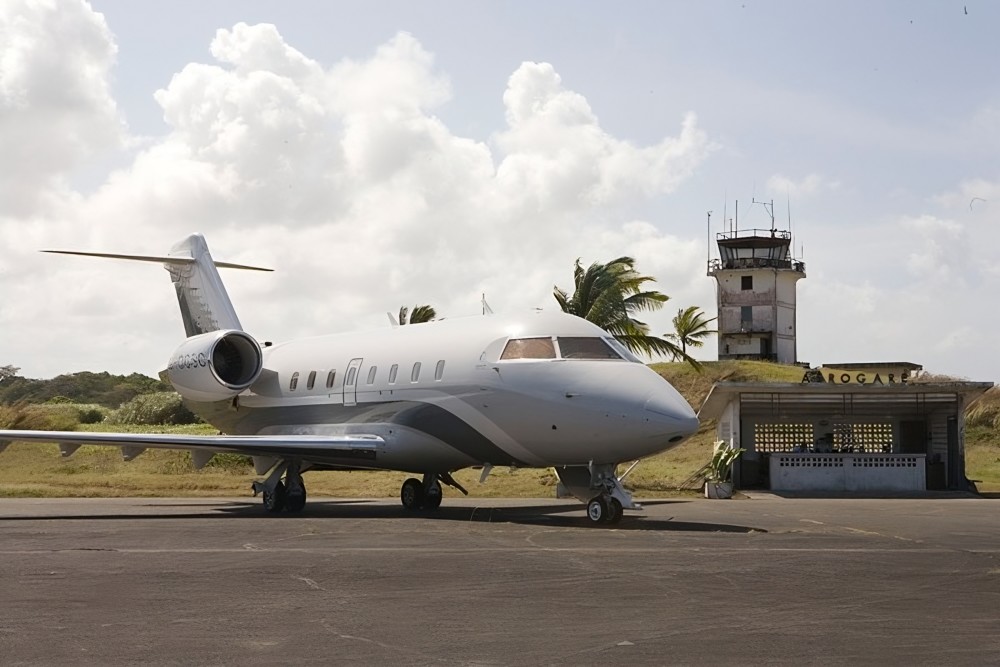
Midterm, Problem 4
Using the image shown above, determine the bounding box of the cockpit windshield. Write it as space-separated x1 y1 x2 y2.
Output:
557 337 620 359
602 337 643 363
499 336 641 362
500 337 556 360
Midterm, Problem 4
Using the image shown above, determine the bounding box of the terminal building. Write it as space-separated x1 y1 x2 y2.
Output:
701 206 992 493
698 363 992 493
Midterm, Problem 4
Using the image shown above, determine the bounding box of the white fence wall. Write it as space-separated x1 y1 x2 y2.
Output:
770 453 926 492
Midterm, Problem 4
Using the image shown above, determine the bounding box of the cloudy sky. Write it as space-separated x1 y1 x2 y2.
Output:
2 0 998 382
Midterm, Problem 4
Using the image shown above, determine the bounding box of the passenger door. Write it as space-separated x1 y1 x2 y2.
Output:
343 358 363 407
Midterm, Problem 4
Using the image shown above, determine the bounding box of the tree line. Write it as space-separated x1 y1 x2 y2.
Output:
0 367 170 408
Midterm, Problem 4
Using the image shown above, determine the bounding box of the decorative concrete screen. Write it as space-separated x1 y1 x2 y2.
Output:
754 423 814 452
833 423 893 453
770 453 926 492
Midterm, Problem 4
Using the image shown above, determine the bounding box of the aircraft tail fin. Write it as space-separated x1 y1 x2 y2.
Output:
43 234 271 337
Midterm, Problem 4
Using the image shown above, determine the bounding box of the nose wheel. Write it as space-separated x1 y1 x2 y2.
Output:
587 495 623 525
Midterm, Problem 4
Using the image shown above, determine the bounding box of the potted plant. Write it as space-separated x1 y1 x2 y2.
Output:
705 440 744 499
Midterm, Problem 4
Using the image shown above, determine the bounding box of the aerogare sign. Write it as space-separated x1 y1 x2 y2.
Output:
802 362 923 386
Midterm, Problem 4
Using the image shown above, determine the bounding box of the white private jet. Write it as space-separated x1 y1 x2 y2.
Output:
0 234 699 525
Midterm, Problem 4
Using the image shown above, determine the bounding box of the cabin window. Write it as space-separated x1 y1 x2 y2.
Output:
741 275 753 290
307 370 317 390
434 360 445 381
326 370 336 389
556 337 621 360
346 367 356 386
367 366 377 385
289 372 299 391
388 364 398 384
411 362 421 382
500 337 556 360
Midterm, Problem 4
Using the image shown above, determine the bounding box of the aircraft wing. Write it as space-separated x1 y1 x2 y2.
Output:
0 430 381 467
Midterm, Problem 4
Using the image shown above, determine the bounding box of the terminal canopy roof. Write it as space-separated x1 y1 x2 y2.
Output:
698 381 993 422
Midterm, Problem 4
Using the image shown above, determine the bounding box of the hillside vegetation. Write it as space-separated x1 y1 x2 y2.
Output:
0 362 997 497
0 371 171 408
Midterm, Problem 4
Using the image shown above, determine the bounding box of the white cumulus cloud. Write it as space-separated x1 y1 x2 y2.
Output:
0 4 712 379
0 0 124 217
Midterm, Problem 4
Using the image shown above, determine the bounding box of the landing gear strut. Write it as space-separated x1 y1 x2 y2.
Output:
252 459 308 514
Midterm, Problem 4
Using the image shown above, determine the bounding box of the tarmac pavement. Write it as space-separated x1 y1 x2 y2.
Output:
1 495 998 666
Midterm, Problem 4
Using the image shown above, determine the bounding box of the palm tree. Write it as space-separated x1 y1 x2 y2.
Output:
666 306 717 355
398 305 437 325
553 256 683 359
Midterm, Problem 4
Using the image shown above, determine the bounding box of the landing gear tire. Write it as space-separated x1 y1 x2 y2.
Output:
587 496 609 524
401 478 424 510
606 497 623 525
263 481 286 513
285 486 307 513
423 481 443 510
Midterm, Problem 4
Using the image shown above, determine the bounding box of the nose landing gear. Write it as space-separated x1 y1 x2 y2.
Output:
586 495 624 525
555 463 638 526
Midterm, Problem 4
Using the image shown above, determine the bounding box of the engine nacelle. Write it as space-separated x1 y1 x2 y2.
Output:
165 330 263 403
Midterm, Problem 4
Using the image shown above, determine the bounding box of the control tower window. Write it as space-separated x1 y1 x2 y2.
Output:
741 275 753 290
501 337 556 360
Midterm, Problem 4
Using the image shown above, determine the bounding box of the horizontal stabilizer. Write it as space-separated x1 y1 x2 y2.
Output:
44 234 272 337
41 250 272 272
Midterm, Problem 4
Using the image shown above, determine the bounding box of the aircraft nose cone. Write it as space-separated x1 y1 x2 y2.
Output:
644 393 699 436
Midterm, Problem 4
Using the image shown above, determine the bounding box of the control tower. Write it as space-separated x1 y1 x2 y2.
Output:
707 202 805 364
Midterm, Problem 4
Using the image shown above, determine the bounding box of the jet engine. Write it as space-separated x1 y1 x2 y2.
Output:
165 330 263 402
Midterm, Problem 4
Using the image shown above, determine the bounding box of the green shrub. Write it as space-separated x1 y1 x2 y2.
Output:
109 393 199 426
77 406 107 424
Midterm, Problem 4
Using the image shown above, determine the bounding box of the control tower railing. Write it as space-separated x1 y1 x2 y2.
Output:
716 228 791 241
708 257 806 272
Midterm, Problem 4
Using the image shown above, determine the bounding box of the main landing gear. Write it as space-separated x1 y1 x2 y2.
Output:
399 472 468 511
252 459 307 514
